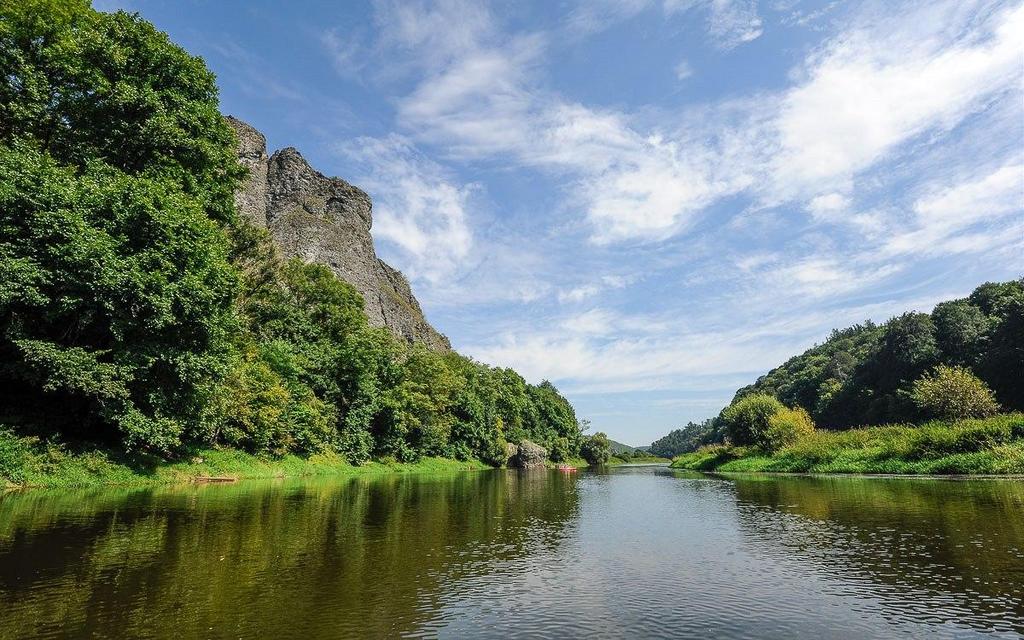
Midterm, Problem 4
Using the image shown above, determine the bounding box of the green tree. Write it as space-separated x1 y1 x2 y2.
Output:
870 313 940 391
977 283 1024 411
0 1 243 221
0 146 238 452
649 418 721 457
0 2 244 453
525 380 581 457
721 394 784 447
932 300 988 367
580 432 611 465
910 365 1000 420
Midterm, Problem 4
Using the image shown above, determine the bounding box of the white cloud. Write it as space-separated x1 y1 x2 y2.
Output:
320 28 364 79
565 0 764 47
558 273 636 303
397 33 545 156
559 284 601 303
342 135 475 284
704 0 765 48
914 163 1023 221
771 1 1024 199
373 0 495 70
561 308 618 334
564 0 653 37
674 59 694 80
806 192 849 219
383 1 1023 248
324 0 1024 266
767 257 902 298
881 161 1024 258
465 288 964 394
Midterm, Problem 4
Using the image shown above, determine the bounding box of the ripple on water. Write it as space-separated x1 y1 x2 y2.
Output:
0 469 1022 639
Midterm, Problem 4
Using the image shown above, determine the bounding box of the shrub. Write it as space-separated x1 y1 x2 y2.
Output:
549 436 573 462
580 432 611 465
764 407 816 451
910 365 1000 420
722 394 784 446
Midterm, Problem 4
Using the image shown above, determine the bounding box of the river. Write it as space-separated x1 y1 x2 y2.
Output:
1 465 1022 639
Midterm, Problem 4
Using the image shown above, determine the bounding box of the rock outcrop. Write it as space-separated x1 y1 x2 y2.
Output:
228 116 450 351
511 440 548 469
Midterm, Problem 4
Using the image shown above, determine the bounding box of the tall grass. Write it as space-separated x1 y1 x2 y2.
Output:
670 414 1024 475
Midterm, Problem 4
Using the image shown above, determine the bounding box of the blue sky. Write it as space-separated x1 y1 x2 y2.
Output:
97 0 1023 446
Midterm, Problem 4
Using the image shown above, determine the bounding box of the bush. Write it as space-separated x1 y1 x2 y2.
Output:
580 432 611 465
764 407 816 451
722 394 784 446
910 365 1000 420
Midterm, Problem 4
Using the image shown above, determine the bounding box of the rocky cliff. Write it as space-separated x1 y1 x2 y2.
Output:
228 116 450 350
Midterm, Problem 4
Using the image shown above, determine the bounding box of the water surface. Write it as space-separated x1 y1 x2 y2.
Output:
1 466 1022 639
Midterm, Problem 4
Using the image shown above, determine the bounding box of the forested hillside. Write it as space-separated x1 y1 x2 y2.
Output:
0 1 587 471
651 280 1023 457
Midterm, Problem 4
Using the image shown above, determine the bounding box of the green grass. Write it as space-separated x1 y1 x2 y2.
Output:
0 428 493 490
670 414 1024 475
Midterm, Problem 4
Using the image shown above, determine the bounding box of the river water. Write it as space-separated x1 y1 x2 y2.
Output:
1 465 1022 639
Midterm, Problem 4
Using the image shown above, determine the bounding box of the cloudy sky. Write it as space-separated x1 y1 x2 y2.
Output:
98 0 1023 446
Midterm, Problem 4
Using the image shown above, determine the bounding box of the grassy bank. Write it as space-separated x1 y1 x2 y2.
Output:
0 429 493 490
670 414 1024 475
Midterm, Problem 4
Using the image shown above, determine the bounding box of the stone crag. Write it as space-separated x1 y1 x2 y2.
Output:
228 116 450 351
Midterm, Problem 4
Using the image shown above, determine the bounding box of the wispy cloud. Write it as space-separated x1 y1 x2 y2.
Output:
208 39 307 102
315 0 1023 435
881 161 1024 259
674 59 695 80
465 290 964 394
558 274 637 303
371 0 1022 250
770 1 1024 201
340 135 475 284
567 0 765 48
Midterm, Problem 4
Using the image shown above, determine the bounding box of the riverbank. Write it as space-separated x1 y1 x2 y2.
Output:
0 429 496 490
669 414 1024 475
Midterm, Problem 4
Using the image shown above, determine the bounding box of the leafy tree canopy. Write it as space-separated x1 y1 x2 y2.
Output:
0 1 586 465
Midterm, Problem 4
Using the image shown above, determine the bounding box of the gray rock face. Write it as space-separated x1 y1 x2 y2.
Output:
512 440 548 469
227 116 450 351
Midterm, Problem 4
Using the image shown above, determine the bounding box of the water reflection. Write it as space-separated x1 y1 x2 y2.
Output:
728 475 1024 635
0 470 580 639
2 467 1022 639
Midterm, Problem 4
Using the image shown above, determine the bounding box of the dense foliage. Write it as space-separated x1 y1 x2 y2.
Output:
648 419 722 458
732 281 1023 428
580 431 611 465
651 280 1023 455
0 1 583 467
721 394 785 447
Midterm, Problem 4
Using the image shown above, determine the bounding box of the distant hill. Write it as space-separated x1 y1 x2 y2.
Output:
648 279 1024 457
608 439 638 454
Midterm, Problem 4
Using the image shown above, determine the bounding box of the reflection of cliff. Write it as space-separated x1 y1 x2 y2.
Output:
0 470 580 638
730 476 1024 634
